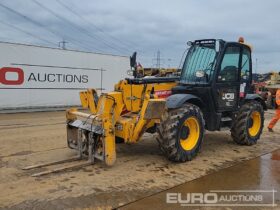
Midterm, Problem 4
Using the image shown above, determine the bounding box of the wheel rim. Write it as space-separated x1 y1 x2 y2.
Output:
248 111 261 137
180 117 200 151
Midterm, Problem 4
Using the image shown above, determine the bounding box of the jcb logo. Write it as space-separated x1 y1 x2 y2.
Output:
0 67 24 85
222 93 235 100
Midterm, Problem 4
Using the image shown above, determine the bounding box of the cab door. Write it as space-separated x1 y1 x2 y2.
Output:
214 44 241 112
239 46 252 98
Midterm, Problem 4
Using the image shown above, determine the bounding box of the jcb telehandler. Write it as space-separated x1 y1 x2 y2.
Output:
24 38 266 176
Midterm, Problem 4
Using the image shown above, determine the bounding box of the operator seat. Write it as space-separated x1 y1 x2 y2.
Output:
220 66 238 81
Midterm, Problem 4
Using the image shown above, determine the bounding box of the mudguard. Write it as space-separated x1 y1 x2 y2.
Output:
166 94 204 109
245 94 267 110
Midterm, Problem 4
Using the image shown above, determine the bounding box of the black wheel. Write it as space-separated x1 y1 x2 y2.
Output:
157 103 205 162
231 101 264 145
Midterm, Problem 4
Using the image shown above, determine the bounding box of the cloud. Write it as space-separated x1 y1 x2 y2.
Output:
0 0 279 72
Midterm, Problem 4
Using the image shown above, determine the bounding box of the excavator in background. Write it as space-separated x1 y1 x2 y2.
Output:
24 38 266 176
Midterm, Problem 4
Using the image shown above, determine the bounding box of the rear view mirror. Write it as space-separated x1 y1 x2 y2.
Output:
130 52 137 69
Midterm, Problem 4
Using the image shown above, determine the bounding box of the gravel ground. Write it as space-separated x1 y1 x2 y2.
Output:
0 110 279 210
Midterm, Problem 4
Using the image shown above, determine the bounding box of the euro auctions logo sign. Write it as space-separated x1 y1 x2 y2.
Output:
0 67 24 85
166 190 277 207
0 66 91 89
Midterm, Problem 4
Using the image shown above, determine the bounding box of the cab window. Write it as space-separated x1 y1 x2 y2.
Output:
240 48 251 82
218 46 240 82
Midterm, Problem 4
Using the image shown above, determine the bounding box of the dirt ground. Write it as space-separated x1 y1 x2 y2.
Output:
0 110 279 210
120 149 280 210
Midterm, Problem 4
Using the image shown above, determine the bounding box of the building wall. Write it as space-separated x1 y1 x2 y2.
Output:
0 42 130 110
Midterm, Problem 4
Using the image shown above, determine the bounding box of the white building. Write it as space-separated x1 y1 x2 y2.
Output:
0 42 130 112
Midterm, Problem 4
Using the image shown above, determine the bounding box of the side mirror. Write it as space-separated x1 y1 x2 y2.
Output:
130 52 137 69
195 70 205 78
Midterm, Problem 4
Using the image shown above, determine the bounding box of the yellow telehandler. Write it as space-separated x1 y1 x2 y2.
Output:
24 38 266 176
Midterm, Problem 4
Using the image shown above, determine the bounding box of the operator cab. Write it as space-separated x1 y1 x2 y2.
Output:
159 38 265 162
179 38 252 88
171 38 255 130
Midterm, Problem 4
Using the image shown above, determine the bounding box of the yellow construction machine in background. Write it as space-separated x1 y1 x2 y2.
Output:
135 67 180 78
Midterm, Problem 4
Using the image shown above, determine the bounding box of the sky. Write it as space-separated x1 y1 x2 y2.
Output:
0 0 279 73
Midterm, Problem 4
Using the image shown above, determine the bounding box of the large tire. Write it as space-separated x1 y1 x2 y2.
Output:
157 103 205 162
231 101 264 145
